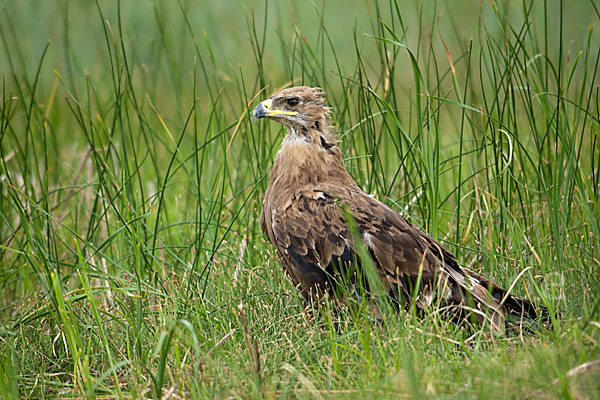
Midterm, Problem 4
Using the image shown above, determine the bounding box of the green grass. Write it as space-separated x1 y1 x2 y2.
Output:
1 0 599 398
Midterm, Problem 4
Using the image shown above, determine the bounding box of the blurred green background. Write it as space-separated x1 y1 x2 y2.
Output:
2 0 597 110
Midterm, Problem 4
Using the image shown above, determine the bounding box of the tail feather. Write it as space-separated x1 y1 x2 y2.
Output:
452 266 550 331
385 259 549 332
502 292 550 325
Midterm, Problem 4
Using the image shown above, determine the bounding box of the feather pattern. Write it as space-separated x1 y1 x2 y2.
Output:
254 86 546 332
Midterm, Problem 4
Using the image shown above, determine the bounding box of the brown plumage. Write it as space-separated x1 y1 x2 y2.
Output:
253 86 545 331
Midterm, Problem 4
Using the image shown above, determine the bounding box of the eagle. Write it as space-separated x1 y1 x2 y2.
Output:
252 86 545 331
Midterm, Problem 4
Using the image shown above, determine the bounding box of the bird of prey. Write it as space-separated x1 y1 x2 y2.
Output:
252 86 545 331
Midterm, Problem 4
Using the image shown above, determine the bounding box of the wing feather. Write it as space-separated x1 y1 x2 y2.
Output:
265 191 355 295
264 187 506 330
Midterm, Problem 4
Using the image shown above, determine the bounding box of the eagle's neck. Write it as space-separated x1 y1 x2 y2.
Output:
265 126 356 201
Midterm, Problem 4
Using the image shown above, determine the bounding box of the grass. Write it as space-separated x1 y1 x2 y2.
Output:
1 0 599 398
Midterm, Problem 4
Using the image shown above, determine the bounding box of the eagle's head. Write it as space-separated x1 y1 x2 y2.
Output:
252 86 330 133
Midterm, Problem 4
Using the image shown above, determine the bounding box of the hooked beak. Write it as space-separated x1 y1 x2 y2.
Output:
252 98 297 123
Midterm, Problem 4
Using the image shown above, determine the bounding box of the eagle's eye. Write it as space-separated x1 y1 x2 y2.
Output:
286 97 299 107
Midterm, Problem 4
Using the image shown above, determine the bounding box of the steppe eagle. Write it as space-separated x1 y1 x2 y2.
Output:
252 86 546 331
